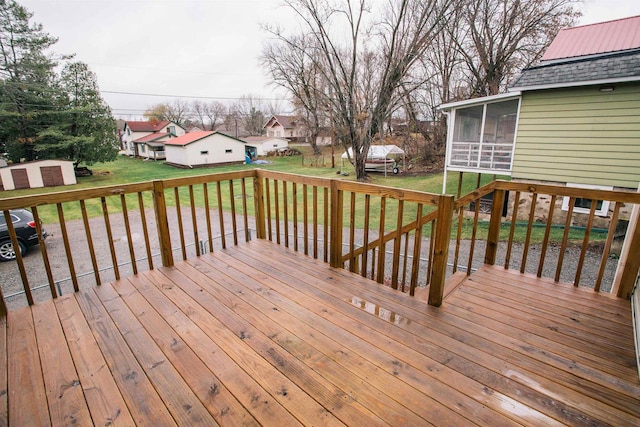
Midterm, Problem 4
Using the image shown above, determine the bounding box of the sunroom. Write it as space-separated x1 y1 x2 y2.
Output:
439 92 521 193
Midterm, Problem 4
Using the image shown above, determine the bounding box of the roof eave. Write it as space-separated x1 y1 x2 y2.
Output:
510 75 640 92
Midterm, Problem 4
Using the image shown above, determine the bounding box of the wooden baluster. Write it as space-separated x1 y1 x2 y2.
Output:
466 197 481 275
329 180 343 268
101 196 120 280
274 179 280 245
391 199 404 289
283 181 289 248
188 185 200 256
203 183 214 253
313 186 318 258
555 197 575 282
137 192 153 269
265 178 273 241
361 195 371 278
409 204 424 296
537 195 556 278
56 203 79 291
574 200 598 286
426 219 435 285
216 181 226 249
119 194 138 274
323 187 329 263
241 178 249 242
32 206 55 297
253 176 266 241
520 193 538 274
228 180 238 246
173 188 187 260
292 182 298 251
80 200 102 282
376 197 387 284
401 231 410 292
303 184 309 255
595 202 620 292
504 191 520 269
4 210 32 305
349 192 357 272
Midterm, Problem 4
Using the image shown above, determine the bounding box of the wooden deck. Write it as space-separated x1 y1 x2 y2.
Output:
2 240 638 426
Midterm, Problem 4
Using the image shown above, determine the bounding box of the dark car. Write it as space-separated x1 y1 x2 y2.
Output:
0 209 47 261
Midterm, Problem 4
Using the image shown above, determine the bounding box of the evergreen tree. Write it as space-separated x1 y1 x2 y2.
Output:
0 0 60 161
36 62 118 166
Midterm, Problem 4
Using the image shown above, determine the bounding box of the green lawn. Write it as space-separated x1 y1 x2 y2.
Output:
0 149 603 244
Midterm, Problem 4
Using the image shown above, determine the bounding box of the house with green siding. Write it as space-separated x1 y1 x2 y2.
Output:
440 15 640 201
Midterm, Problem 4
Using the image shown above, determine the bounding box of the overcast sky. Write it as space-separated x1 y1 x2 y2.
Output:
19 0 640 119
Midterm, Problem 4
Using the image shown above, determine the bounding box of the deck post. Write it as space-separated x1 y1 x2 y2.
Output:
616 213 640 299
484 188 505 265
152 180 174 267
429 194 454 307
329 180 344 268
253 172 266 240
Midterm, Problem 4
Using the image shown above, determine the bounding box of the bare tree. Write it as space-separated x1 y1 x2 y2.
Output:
262 33 328 154
455 0 580 96
191 100 226 130
265 0 453 180
143 99 191 128
233 95 267 136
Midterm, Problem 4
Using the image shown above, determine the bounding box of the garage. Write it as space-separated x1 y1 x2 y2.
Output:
0 160 77 191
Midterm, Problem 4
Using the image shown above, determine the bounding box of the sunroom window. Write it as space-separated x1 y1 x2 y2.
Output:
449 98 519 172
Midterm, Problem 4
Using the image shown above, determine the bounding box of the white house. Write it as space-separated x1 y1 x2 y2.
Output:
263 115 308 141
121 120 185 158
242 136 289 156
0 160 76 191
164 131 248 167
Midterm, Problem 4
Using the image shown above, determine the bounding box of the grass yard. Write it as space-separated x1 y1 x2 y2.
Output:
0 147 605 244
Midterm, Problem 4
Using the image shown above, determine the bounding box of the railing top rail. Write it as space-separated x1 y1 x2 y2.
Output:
454 181 498 209
0 182 154 210
336 180 443 205
256 169 332 188
161 169 257 189
493 180 640 204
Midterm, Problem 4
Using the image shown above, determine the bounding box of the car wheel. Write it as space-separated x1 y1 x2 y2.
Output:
393 167 399 175
0 239 26 262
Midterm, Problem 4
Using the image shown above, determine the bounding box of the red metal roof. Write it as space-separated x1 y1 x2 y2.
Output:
541 15 640 61
163 131 215 146
126 120 170 132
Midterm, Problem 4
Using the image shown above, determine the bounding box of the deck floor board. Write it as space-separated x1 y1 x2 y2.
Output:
1 239 638 426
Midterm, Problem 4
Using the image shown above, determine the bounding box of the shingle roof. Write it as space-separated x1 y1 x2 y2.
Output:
542 15 640 61
510 49 640 89
126 120 170 132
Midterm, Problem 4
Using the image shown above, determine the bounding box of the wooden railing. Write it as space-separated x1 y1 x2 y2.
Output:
2 171 639 315
452 180 640 299
0 170 454 313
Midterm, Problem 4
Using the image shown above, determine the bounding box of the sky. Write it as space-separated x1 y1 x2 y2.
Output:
18 0 640 120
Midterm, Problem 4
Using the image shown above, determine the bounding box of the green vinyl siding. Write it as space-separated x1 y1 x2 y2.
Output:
512 83 640 189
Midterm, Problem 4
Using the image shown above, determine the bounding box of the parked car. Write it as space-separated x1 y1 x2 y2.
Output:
0 209 47 261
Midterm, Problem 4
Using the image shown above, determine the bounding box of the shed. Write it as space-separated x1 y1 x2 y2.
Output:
164 131 248 168
341 145 406 176
242 136 289 156
0 160 77 191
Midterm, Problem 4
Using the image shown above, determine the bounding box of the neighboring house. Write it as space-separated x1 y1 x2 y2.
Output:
264 115 309 142
164 131 248 168
0 160 76 191
439 15 640 199
121 120 186 159
242 136 289 156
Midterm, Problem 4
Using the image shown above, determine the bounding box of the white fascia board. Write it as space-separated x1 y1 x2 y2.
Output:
438 92 521 112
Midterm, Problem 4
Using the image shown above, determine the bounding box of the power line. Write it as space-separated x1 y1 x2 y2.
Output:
101 90 287 102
